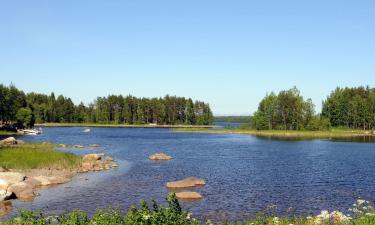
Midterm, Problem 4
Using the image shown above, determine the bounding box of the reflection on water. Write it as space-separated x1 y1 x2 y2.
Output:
1 127 375 221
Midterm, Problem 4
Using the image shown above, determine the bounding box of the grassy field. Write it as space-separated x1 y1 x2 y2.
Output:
36 122 214 129
174 127 375 139
0 143 81 170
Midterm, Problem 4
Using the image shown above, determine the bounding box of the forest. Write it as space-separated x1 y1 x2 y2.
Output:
0 84 213 128
252 86 375 131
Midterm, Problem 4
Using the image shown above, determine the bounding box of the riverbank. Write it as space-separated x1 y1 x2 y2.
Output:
0 139 118 216
36 123 214 129
174 128 375 139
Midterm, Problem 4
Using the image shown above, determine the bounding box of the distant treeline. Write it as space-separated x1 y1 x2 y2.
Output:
214 116 252 123
0 84 213 128
252 86 375 131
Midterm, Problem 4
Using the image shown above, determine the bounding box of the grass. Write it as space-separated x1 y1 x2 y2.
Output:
0 143 81 170
36 122 214 128
2 194 375 224
174 127 375 140
0 130 16 135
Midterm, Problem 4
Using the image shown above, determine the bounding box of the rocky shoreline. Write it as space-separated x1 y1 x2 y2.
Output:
0 137 119 216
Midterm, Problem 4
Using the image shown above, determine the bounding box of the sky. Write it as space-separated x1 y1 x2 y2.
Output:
0 1 374 115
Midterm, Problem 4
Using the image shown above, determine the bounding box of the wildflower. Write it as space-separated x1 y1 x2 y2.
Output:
272 217 280 224
357 199 366 205
142 214 151 220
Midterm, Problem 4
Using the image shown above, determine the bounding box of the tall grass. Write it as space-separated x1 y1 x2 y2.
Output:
0 143 81 170
174 127 375 140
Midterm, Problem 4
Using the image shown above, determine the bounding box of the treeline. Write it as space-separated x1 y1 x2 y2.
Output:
0 84 213 128
252 87 330 131
252 86 375 131
322 86 375 130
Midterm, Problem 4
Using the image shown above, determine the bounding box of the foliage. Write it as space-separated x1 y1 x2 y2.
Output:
15 107 35 128
0 84 27 125
3 193 200 225
322 86 375 130
0 143 81 170
2 195 375 224
252 87 324 131
23 86 213 125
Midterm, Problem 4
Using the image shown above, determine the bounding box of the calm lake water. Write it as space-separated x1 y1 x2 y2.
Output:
5 127 375 221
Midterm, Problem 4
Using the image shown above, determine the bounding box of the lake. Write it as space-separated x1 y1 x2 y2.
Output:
6 127 375 221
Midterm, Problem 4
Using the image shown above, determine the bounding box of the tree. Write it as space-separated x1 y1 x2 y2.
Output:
16 107 35 128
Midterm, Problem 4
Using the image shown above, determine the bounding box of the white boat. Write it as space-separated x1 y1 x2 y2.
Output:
22 128 42 135
83 128 91 133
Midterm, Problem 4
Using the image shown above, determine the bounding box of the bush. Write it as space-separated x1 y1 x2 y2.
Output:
306 116 331 131
15 107 35 128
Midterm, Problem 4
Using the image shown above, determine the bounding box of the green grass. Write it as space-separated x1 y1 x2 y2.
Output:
0 143 81 170
174 127 375 140
0 130 16 135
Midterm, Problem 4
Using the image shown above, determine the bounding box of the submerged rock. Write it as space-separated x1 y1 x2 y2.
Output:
175 192 203 200
0 201 12 217
149 153 173 161
73 144 85 149
166 177 206 189
33 176 70 186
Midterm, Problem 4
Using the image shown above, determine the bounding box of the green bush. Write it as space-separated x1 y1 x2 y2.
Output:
3 195 375 225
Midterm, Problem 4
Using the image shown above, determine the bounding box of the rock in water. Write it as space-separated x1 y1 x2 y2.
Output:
149 153 173 161
175 192 203 200
0 190 14 201
73 145 84 149
0 201 12 217
8 182 35 201
83 153 105 162
166 177 206 189
33 176 70 186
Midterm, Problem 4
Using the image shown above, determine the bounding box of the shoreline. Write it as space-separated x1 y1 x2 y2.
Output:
173 128 375 139
35 123 214 129
0 140 119 217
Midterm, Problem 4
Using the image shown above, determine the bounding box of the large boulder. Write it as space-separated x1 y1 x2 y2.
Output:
8 182 35 201
83 153 105 162
175 192 203 200
0 172 26 190
149 153 173 161
166 177 206 189
0 190 14 201
0 137 17 146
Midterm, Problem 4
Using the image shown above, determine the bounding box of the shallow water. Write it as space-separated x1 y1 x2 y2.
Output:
4 127 375 221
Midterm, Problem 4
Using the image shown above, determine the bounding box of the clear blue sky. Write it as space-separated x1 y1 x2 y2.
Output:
0 1 374 115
